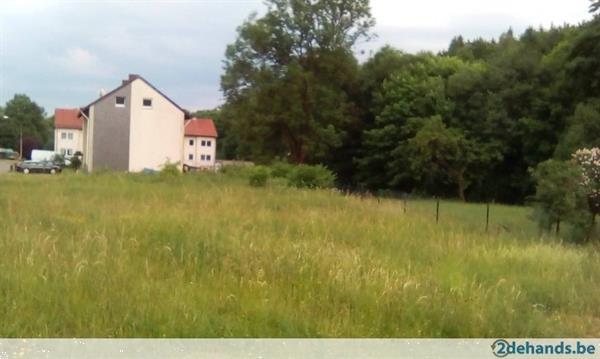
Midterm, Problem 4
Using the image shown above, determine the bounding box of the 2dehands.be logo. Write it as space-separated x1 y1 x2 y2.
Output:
492 339 597 357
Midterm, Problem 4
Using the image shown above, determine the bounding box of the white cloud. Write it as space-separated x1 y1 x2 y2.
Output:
371 0 592 30
50 47 113 77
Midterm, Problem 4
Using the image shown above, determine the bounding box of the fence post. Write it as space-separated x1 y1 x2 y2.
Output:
486 201 490 232
435 198 440 224
403 197 407 213
556 218 560 236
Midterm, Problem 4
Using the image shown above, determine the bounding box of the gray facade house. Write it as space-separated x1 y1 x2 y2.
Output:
80 74 191 172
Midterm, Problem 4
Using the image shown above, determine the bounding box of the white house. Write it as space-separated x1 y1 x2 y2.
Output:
66 74 219 172
183 118 218 170
54 108 84 157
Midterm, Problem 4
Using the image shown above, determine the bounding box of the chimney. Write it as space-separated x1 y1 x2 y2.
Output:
99 88 107 97
128 74 140 81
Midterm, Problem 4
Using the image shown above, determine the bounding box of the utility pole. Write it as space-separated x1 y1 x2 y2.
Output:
19 124 23 160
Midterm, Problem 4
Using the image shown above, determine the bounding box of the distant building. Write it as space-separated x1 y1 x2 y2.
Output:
54 108 84 157
54 74 218 172
183 118 218 170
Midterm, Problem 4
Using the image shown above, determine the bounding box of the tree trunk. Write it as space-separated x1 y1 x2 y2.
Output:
282 126 305 164
456 170 467 202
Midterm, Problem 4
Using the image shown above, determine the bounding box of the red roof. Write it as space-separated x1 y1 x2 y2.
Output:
184 118 218 137
54 108 83 130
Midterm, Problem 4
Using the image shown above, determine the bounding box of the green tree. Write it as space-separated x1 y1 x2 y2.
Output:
221 0 374 164
1 94 48 158
555 99 600 159
356 54 455 190
405 116 478 201
530 159 584 235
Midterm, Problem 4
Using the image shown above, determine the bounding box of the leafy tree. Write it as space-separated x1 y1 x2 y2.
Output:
1 94 49 158
590 0 600 13
404 116 479 201
530 159 583 235
221 0 374 165
356 54 455 190
555 99 600 158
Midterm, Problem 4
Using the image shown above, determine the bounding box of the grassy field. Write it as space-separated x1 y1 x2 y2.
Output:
0 171 598 337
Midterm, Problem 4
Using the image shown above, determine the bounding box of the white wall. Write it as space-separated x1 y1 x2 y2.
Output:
128 79 185 172
54 128 83 157
82 106 94 171
183 136 216 168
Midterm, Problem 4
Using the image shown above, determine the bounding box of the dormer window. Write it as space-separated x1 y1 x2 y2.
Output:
143 98 152 108
115 96 126 107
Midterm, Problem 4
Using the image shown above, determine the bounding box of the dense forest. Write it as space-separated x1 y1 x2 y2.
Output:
216 0 600 204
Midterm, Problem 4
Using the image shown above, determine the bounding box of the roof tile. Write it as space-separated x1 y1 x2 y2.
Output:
54 108 83 130
185 118 218 138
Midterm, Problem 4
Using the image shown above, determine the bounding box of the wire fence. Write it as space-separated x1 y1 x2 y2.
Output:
340 188 540 238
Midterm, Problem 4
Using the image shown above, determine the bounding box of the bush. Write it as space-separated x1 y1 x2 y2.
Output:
70 156 82 170
270 160 293 178
287 164 335 189
220 164 251 177
248 165 270 187
160 162 181 179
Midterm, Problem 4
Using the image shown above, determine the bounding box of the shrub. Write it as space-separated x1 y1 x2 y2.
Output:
160 162 181 179
248 165 270 187
220 164 251 177
287 164 335 189
70 156 82 170
270 160 293 178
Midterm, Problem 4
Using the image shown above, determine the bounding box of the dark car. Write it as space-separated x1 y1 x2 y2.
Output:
15 161 62 174
0 149 18 160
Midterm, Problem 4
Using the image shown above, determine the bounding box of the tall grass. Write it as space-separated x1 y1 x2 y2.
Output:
0 172 598 337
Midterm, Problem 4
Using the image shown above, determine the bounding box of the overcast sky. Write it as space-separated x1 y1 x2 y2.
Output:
0 0 594 115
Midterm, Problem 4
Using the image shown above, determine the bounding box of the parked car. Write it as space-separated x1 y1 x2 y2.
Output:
15 161 62 174
0 148 18 160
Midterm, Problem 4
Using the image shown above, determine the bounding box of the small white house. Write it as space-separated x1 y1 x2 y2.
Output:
183 118 218 170
54 108 83 157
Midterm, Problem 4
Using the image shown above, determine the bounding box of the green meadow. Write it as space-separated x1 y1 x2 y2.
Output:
0 172 598 337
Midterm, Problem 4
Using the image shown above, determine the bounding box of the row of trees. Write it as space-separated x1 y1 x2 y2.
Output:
0 95 54 158
216 0 600 204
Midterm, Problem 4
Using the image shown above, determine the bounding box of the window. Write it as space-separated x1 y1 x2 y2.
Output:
200 155 206 161
142 98 152 108
189 139 194 146
67 132 74 140
206 155 211 161
115 96 126 107
188 154 193 160
207 140 212 147
60 148 66 155
201 140 206 146
61 132 67 139
66 149 73 156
